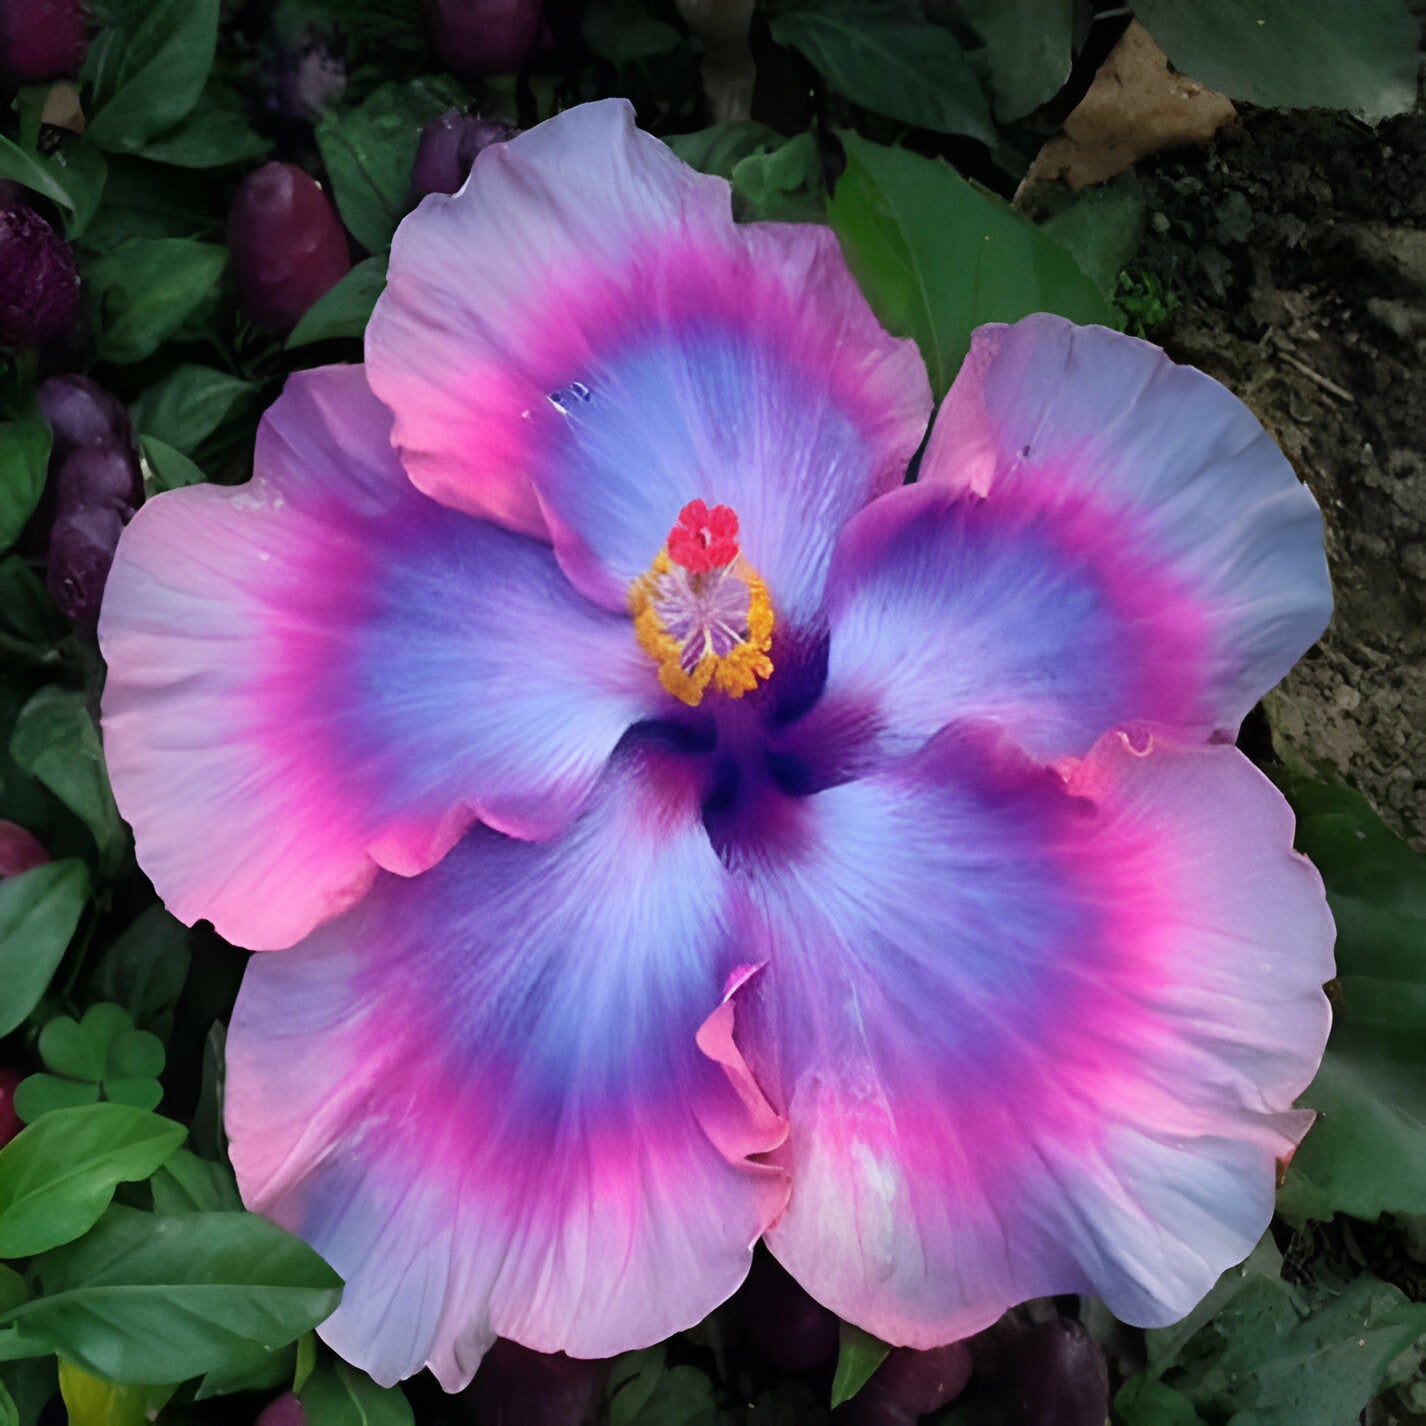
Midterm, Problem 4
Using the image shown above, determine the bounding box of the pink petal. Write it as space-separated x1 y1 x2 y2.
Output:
100 365 656 950
225 742 788 1388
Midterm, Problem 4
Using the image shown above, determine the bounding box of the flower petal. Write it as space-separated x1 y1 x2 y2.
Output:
734 729 1332 1345
367 99 930 625
100 365 654 951
225 742 788 1388
899 314 1330 746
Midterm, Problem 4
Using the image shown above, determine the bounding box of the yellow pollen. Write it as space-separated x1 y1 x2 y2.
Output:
629 551 775 707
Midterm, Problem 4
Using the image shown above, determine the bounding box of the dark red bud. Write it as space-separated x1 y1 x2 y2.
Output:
255 1391 306 1426
0 1067 21 1149
0 821 49 878
467 1339 606 1426
0 0 89 84
37 374 130 453
0 201 79 351
423 0 543 78
228 162 351 334
411 108 519 201
741 1252 840 1374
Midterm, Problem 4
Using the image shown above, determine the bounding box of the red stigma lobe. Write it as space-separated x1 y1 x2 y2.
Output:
667 499 740 573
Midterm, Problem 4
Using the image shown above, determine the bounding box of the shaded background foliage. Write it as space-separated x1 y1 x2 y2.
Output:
0 0 1424 1422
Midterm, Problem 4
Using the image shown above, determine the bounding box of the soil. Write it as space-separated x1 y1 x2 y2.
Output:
1130 108 1426 845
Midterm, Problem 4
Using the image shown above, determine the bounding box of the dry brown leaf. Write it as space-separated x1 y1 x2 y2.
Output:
40 82 86 135
1024 20 1236 192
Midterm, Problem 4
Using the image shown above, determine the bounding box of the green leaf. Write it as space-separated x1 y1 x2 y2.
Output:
604 1346 718 1426
0 1269 26 1317
830 1321 889 1408
286 255 388 348
0 137 108 239
148 1150 242 1215
1275 775 1426 1221
132 365 255 455
2 1207 343 1386
0 558 65 646
137 98 271 169
1161 1276 1426 1426
0 411 52 555
1041 187 1146 300
829 131 1116 397
138 436 205 493
39 1013 109 1083
89 906 191 1037
731 132 825 224
1114 1375 1207 1426
85 238 229 365
770 4 994 144
665 122 785 179
0 1381 13 1426
12 1076 100 1124
961 0 1074 121
0 860 88 1038
1135 0 1418 123
316 77 467 253
300 1358 412 1426
9 688 127 873
293 1333 316 1394
87 0 221 153
0 1105 185 1257
0 1356 56 1426
57 1360 176 1426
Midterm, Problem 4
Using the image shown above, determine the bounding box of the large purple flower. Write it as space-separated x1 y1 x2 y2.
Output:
99 101 1335 1389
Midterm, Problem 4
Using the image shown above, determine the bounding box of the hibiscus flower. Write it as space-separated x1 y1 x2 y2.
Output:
98 100 1335 1390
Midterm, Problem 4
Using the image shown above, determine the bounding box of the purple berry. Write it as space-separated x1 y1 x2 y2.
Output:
741 1253 840 1374
0 200 79 351
467 1339 606 1426
228 162 351 334
255 1392 306 1426
970 1318 1109 1426
53 443 143 513
0 0 89 84
46 501 126 630
37 375 130 453
423 0 543 78
411 109 519 201
871 1344 973 1415
0 820 49 878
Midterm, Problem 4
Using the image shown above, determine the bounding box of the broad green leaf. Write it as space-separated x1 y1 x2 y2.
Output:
0 1105 184 1257
132 365 255 454
961 0 1074 120
830 1322 889 1407
86 239 229 365
731 132 825 223
149 1150 242 1215
137 98 270 169
770 4 994 143
301 1358 412 1426
293 1334 316 1393
316 77 467 253
2 1207 343 1385
194 1341 296 1400
0 137 107 238
604 1346 717 1426
1276 775 1426 1221
0 1356 55 1426
0 412 52 555
0 860 88 1038
89 905 191 1036
87 0 221 152
665 122 785 179
286 256 388 349
1135 0 1417 123
10 688 127 873
0 558 65 645
139 436 205 493
1042 187 1146 300
1162 1275 1426 1426
829 131 1115 397
0 1381 13 1426
57 1361 175 1426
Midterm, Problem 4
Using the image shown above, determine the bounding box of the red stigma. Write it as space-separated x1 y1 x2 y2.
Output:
667 499 739 573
